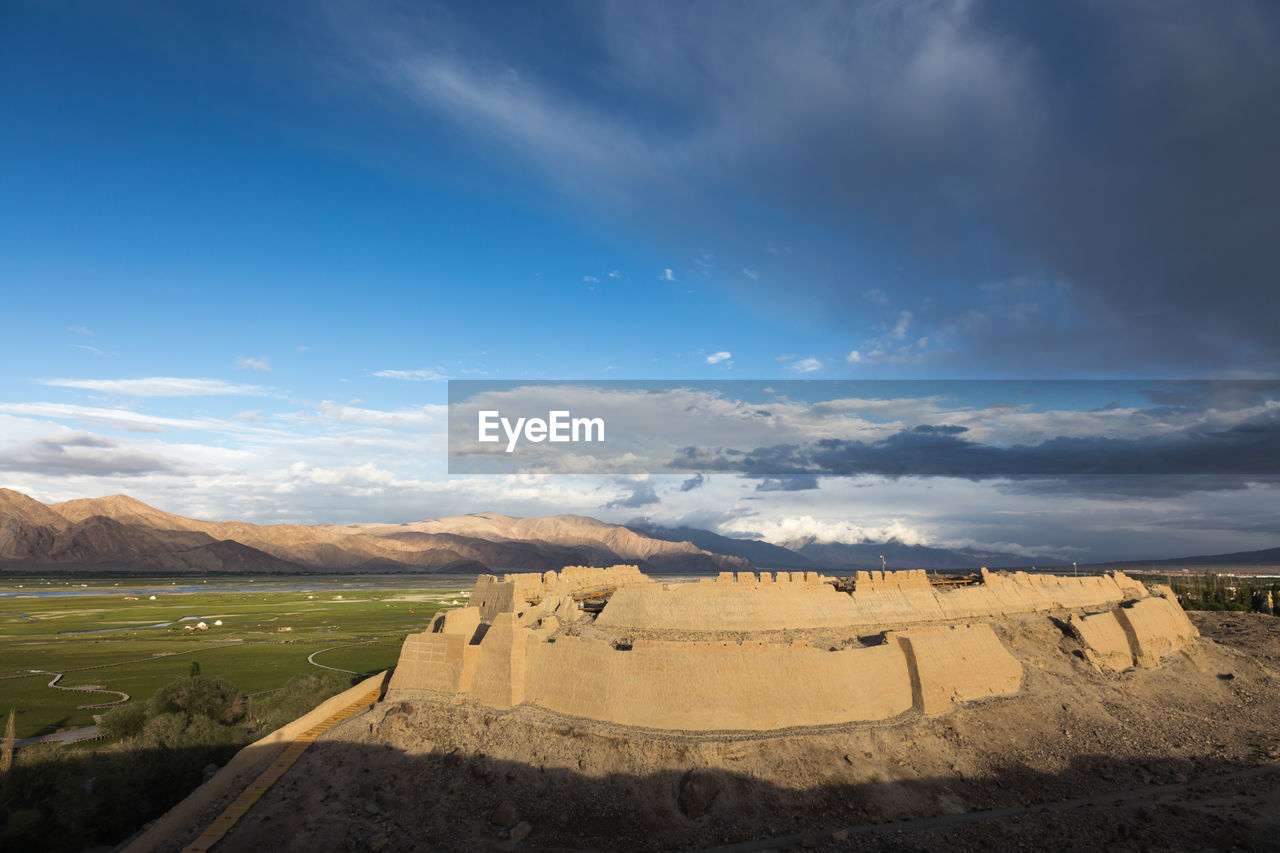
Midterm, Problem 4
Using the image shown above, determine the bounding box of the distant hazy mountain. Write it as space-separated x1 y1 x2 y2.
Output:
626 522 814 569
0 489 748 574
781 536 1044 571
1084 546 1280 571
627 519 1041 571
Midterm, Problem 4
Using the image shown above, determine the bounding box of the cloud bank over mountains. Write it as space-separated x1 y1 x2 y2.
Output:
1 380 1276 562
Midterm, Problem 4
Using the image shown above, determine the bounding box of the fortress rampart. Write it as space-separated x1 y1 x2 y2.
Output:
388 566 1197 731
594 568 1151 632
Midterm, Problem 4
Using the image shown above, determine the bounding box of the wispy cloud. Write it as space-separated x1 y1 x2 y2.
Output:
71 344 116 358
790 356 822 374
312 401 446 429
705 351 732 365
235 356 271 372
39 377 265 396
0 402 284 435
847 310 928 365
661 268 674 281
371 368 448 381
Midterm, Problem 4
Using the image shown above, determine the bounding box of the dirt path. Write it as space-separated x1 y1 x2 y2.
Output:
305 640 389 675
43 671 130 708
15 724 101 749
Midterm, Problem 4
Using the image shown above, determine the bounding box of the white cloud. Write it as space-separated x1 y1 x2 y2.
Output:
235 356 271 372
583 275 599 283
68 325 92 335
371 368 448 381
734 514 933 547
661 268 674 281
0 402 282 435
862 289 889 305
705 351 732 364
741 268 759 280
888 310 913 340
790 356 822 374
608 270 621 278
312 401 446 429
847 310 927 365
71 344 115 358
775 353 795 362
39 377 265 397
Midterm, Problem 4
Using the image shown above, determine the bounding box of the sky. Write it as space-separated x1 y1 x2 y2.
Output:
1 1 1278 562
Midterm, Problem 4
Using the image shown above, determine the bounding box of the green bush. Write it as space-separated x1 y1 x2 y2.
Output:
248 670 352 735
146 676 246 726
99 702 146 740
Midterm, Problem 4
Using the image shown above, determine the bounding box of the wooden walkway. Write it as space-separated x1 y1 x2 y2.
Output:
180 685 383 852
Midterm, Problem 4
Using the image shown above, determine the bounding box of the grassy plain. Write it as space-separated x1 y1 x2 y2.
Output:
0 575 470 739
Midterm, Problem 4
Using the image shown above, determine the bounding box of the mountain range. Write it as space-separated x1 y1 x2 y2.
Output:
626 522 1043 570
0 489 749 574
2 489 1277 575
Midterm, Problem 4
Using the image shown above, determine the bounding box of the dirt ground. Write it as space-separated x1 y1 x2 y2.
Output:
162 610 1280 852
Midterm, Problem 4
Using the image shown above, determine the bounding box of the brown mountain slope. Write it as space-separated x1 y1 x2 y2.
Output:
0 487 71 529
0 492 306 573
0 491 748 573
51 493 199 529
348 512 749 568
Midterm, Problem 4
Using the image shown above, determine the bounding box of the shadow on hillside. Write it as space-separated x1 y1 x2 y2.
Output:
1 741 242 853
191 738 1280 853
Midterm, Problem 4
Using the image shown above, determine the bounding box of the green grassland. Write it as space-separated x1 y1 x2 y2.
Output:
0 576 470 739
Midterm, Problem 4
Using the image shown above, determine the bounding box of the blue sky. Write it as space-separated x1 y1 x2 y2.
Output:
1 1 1278 561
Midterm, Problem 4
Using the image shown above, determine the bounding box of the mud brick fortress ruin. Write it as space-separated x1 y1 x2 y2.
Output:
388 565 1199 731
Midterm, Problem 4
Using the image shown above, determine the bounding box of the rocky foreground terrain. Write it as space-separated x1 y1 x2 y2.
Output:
153 610 1280 852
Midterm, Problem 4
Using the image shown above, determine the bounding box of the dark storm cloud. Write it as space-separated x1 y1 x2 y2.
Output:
1138 381 1280 410
605 480 659 509
670 414 1280 479
679 473 706 492
365 0 1280 372
996 475 1278 499
753 475 821 492
718 0 1280 371
0 433 179 476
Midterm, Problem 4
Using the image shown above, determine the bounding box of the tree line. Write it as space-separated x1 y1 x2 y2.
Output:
1155 571 1280 614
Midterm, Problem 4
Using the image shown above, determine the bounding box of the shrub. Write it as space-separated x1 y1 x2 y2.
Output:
146 676 246 726
99 702 146 740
